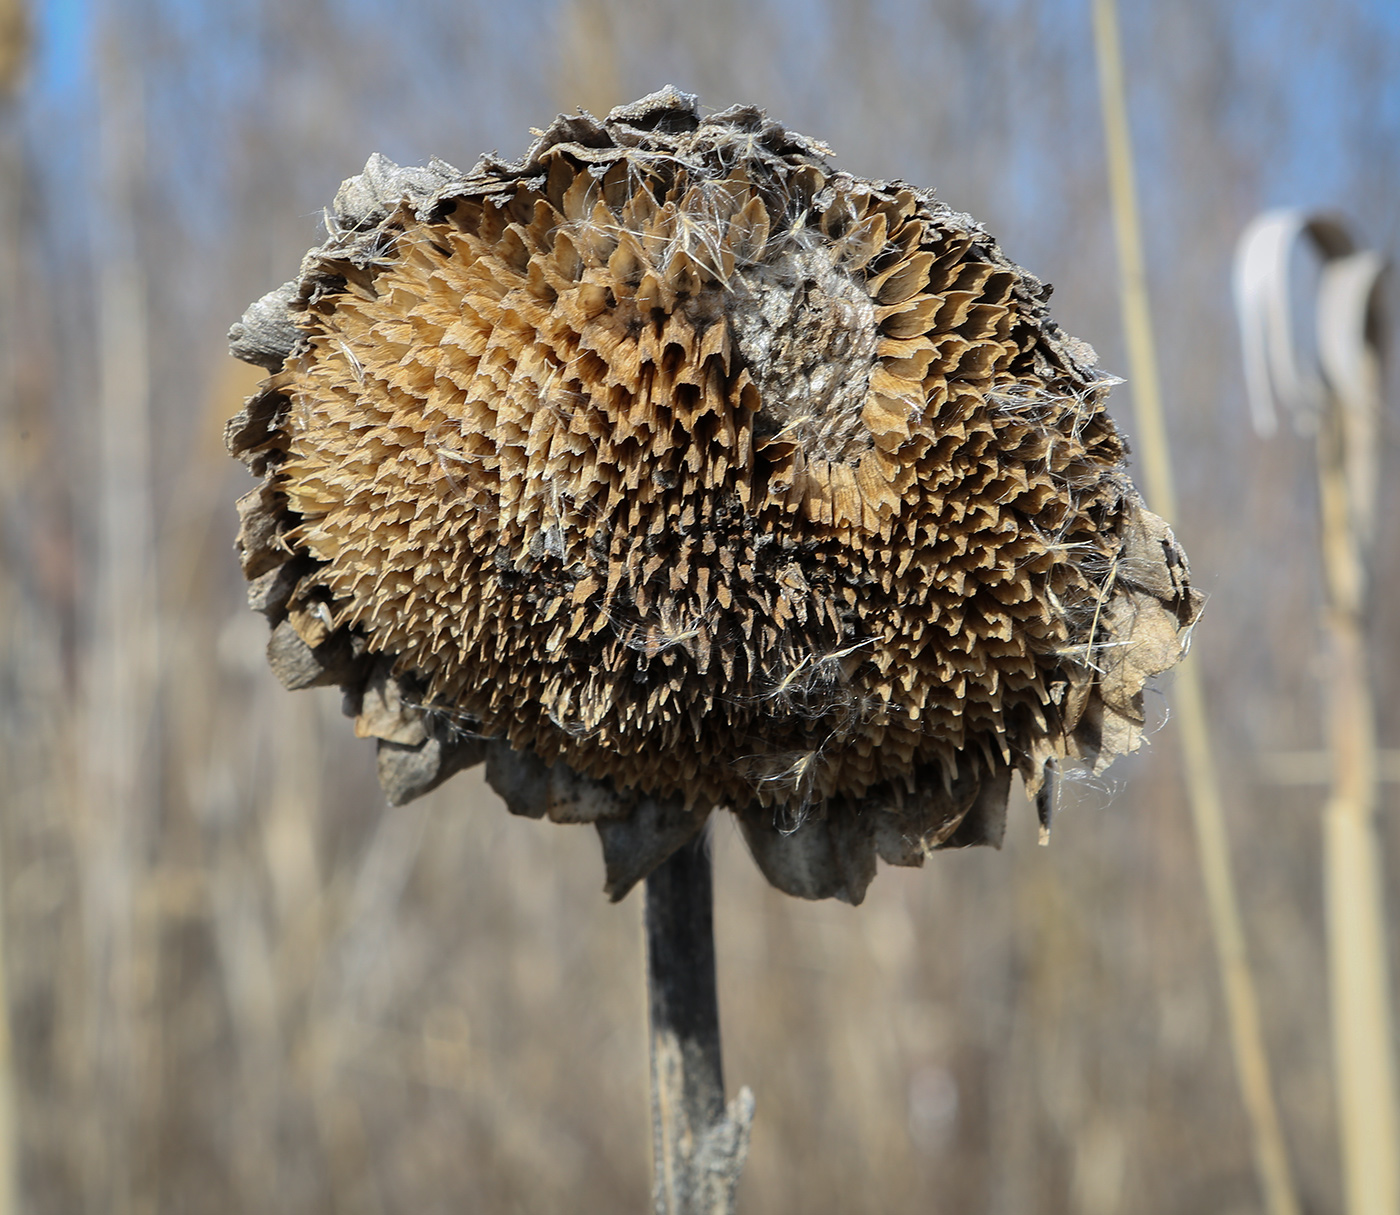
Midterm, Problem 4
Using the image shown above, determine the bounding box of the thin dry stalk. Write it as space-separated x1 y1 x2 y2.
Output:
79 35 159 1215
1316 310 1399 1215
0 7 29 1210
555 0 622 120
1090 4 1302 1215
0 622 17 1215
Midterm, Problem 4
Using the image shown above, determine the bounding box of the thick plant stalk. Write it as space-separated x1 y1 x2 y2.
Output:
1316 304 1399 1215
644 832 753 1215
1235 209 1397 1214
1090 4 1302 1215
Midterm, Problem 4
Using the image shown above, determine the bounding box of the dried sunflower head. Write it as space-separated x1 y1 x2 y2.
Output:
227 87 1201 903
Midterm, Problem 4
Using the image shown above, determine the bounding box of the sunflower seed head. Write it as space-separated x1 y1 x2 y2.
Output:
227 89 1201 902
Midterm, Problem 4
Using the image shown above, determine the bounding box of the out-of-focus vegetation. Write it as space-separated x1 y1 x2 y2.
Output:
1 1 1398 1211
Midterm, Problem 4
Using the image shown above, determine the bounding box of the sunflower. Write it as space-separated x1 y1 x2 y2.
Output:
227 87 1200 903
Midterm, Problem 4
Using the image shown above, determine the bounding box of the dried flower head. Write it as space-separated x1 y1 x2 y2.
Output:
227 88 1201 903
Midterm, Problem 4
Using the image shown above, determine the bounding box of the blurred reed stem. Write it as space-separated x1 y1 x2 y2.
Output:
555 0 621 121
0 3 28 1212
1315 339 1400 1215
1090 4 1302 1215
82 28 158 1215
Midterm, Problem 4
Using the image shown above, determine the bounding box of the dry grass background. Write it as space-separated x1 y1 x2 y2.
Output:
1 0 1399 1211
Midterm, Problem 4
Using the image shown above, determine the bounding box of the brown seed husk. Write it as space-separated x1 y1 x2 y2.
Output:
227 87 1201 903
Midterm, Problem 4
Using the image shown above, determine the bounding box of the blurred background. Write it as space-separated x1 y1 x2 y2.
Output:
0 0 1398 1211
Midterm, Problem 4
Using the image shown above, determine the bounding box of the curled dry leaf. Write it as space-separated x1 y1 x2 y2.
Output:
226 87 1202 903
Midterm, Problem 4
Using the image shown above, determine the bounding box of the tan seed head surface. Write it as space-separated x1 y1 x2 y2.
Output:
227 88 1202 903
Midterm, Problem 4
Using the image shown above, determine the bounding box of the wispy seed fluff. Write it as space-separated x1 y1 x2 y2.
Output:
227 88 1202 903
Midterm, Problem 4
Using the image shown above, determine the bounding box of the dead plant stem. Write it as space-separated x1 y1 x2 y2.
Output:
1091 3 1301 1214
1317 400 1400 1215
644 830 752 1215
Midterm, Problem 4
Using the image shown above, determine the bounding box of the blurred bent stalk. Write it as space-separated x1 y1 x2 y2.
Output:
1235 209 1398 1215
1317 343 1400 1215
1091 3 1303 1214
